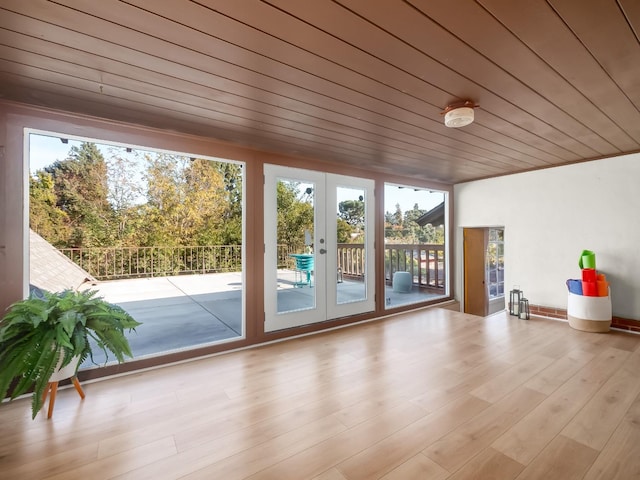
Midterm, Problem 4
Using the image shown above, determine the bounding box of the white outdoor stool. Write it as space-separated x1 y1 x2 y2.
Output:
392 271 412 293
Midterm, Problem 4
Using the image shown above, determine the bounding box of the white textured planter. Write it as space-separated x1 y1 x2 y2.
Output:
567 291 612 333
42 354 85 419
49 354 81 382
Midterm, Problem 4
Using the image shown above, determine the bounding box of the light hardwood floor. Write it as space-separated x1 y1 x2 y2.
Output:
1 308 640 479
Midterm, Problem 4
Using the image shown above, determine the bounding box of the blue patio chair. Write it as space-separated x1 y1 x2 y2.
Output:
292 255 314 287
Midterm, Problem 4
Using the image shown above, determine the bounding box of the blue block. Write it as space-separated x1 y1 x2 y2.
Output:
566 279 583 295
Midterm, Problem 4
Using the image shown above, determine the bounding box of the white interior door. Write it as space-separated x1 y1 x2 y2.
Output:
264 165 374 332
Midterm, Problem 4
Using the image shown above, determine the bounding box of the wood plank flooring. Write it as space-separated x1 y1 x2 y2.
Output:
1 308 639 479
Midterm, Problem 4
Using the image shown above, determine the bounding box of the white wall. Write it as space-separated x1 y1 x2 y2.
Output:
454 152 640 320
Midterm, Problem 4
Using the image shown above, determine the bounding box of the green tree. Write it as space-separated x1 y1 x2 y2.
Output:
213 162 243 245
105 147 144 244
403 203 426 225
433 225 445 244
338 199 364 228
384 203 405 242
403 203 426 243
276 180 314 253
337 199 365 244
29 170 69 245
336 218 352 243
402 203 445 244
392 203 403 227
45 142 113 247
141 154 227 246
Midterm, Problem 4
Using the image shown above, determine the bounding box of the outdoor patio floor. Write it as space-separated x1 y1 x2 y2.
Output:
81 271 444 369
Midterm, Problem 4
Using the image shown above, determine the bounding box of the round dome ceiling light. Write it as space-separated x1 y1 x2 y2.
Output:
441 101 479 128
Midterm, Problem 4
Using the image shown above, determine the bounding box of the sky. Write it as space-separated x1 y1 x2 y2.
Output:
29 134 84 173
383 185 443 214
28 133 445 214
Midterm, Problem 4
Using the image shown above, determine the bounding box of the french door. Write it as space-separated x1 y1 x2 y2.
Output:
264 165 375 332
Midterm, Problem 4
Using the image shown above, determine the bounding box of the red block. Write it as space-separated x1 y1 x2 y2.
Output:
582 268 596 282
582 281 598 296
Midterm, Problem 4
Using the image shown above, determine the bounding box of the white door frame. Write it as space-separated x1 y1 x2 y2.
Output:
264 165 374 332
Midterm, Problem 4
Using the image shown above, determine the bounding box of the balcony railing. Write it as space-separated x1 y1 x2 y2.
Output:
337 243 365 279
59 245 242 280
277 244 294 269
385 243 445 290
60 243 445 289
338 243 445 290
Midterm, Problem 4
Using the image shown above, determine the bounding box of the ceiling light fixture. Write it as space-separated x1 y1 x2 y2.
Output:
441 101 478 128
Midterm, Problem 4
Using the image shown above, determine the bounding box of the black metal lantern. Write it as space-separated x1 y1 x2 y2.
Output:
519 298 530 320
509 287 522 316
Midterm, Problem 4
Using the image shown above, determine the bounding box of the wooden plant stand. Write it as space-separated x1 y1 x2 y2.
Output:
41 376 85 419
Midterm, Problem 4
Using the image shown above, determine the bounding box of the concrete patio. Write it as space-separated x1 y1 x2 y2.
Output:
79 272 243 368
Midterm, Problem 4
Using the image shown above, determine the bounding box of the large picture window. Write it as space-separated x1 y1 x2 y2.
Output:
28 132 245 367
384 183 449 309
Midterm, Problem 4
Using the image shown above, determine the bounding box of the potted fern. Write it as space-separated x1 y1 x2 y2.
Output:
0 289 141 418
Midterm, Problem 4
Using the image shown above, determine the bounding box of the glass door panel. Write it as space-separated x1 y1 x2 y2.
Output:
264 166 326 331
277 178 316 313
336 186 366 303
326 175 375 319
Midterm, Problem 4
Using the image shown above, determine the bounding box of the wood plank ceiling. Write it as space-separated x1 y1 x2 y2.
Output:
0 0 639 184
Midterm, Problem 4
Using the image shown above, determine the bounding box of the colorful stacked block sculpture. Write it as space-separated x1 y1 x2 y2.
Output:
577 249 608 297
566 250 612 332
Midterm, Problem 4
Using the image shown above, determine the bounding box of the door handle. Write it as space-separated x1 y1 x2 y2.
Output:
319 248 327 254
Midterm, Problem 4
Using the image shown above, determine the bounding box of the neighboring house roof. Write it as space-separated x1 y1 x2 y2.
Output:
416 202 445 227
29 230 96 293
